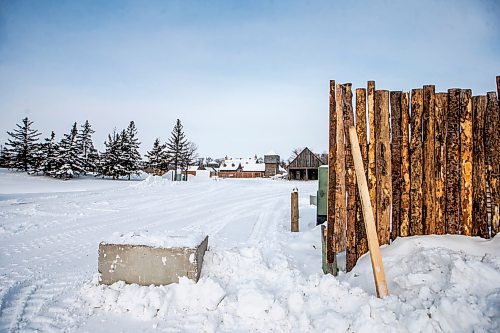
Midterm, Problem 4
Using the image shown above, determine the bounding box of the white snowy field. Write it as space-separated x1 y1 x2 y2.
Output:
0 169 499 333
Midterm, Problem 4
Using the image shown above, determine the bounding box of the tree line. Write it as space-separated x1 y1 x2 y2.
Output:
0 118 198 180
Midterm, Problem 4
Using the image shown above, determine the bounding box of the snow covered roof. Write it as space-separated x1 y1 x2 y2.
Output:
219 157 265 172
265 150 278 156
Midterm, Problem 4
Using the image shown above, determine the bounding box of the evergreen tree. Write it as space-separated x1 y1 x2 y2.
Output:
53 123 84 179
77 120 98 174
121 121 142 180
39 131 58 175
0 144 9 168
166 119 188 181
145 138 168 175
98 130 121 179
4 117 41 171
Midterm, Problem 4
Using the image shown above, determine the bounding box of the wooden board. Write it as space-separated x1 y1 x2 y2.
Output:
375 90 391 245
400 92 411 237
410 89 424 235
446 89 461 234
390 91 402 240
487 91 500 237
367 81 377 232
460 89 473 236
327 80 336 263
343 84 357 272
472 95 488 238
335 83 346 252
355 88 368 257
434 93 448 235
422 85 436 234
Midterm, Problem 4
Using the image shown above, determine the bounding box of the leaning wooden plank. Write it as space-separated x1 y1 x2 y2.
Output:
348 126 389 298
487 91 500 237
367 81 377 231
422 85 436 234
327 80 337 265
335 83 346 252
344 84 357 272
472 95 488 238
434 92 448 235
400 92 411 237
356 88 368 257
410 89 424 235
446 89 461 234
460 89 473 236
375 90 391 245
390 91 402 241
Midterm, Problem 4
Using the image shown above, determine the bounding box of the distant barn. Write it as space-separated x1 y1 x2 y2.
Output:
287 147 325 180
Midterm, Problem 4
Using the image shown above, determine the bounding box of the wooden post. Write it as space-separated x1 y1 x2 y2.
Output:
446 89 461 234
367 81 377 232
343 84 357 272
348 126 389 298
375 90 391 245
472 95 488 238
422 85 436 234
356 88 368 257
434 93 448 235
335 83 346 252
390 91 402 241
291 190 299 232
410 89 424 235
460 89 473 236
497 76 500 103
487 91 500 237
400 92 411 237
327 80 337 265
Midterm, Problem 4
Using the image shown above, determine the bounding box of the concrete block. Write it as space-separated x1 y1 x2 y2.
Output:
98 236 208 286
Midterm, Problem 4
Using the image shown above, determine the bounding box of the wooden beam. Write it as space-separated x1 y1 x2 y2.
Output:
335 83 346 252
344 84 357 272
410 89 424 235
400 92 411 237
355 88 368 257
327 80 336 264
375 90 391 245
460 89 473 236
487 91 500 237
367 81 377 232
446 89 461 234
291 191 299 232
422 85 436 234
434 92 448 235
472 95 488 238
390 91 402 241
348 126 389 298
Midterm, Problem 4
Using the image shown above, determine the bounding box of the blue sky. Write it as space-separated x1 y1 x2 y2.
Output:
0 0 499 159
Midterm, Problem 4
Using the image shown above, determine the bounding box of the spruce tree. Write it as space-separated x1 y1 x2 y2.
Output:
53 123 84 179
39 131 58 175
77 120 98 174
4 117 41 171
166 119 188 181
145 138 168 175
121 121 142 180
0 144 7 168
98 130 121 179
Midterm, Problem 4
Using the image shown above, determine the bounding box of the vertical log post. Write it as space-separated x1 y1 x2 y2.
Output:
343 84 357 272
472 95 488 238
375 90 391 245
367 81 377 231
390 91 402 241
434 93 448 235
460 89 473 236
410 89 424 235
446 89 461 234
400 92 411 237
348 126 389 298
291 190 299 232
356 88 368 257
327 80 337 267
335 83 346 252
422 85 436 234
487 91 500 237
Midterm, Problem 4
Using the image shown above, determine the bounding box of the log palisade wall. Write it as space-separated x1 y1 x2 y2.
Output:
328 77 500 272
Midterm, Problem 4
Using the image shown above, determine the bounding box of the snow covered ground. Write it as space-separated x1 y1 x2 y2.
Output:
0 169 499 332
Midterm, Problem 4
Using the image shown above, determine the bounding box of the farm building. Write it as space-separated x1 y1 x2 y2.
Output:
287 147 325 180
218 153 284 179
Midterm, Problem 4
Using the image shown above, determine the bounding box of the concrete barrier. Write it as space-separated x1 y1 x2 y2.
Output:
98 236 208 286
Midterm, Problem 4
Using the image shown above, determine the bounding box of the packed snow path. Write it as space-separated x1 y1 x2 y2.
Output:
0 170 499 332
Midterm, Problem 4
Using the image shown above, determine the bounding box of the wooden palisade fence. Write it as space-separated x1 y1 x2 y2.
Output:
327 77 500 272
